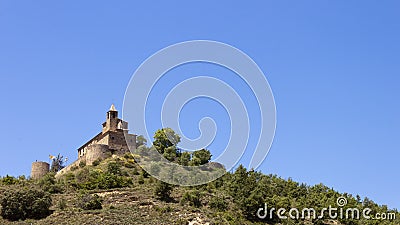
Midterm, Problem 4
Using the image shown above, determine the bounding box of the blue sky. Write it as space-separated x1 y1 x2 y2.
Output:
0 1 399 209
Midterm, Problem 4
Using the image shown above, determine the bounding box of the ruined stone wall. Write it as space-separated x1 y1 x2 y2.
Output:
31 161 49 179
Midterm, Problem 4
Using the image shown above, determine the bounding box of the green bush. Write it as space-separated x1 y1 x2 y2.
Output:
38 172 63 194
132 167 139 175
92 159 101 166
62 172 77 187
0 189 52 221
107 162 122 175
180 190 202 207
76 167 132 190
154 180 173 201
155 205 173 213
1 175 18 185
96 173 132 189
124 161 135 168
123 152 134 160
58 198 67 210
210 195 228 211
138 174 145 184
190 149 212 166
79 161 86 168
78 193 102 210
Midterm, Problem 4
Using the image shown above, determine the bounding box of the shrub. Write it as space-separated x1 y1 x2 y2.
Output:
180 190 202 207
96 173 132 189
107 162 122 175
76 167 132 190
63 172 77 187
154 180 173 201
124 161 135 168
132 167 139 175
138 174 145 184
123 152 134 160
0 189 52 221
79 161 86 168
141 169 150 178
190 149 212 166
155 205 172 213
1 175 18 185
18 175 26 182
38 172 63 194
92 159 101 166
210 195 228 211
58 198 67 210
78 193 102 210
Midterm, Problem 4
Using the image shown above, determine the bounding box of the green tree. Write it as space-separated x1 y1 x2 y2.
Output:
153 128 180 154
50 153 65 172
225 165 265 221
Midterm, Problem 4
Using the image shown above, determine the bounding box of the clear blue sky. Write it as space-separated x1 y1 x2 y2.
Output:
0 1 399 209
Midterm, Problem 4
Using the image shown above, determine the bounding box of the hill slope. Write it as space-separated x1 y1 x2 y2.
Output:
0 154 398 225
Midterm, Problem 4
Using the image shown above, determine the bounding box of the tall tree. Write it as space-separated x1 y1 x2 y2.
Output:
153 128 180 155
50 154 65 173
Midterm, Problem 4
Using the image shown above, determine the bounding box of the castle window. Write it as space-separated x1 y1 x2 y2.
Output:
111 136 115 140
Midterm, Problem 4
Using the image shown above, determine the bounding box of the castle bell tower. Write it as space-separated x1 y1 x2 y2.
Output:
103 104 118 133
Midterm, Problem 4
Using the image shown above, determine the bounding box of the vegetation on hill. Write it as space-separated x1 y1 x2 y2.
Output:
0 129 398 224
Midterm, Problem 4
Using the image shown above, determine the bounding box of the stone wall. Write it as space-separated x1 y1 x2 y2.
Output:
86 144 110 165
56 144 110 178
78 133 108 158
56 158 82 177
108 131 127 153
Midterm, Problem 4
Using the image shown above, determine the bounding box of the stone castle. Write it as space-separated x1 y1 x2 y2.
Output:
30 104 137 179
